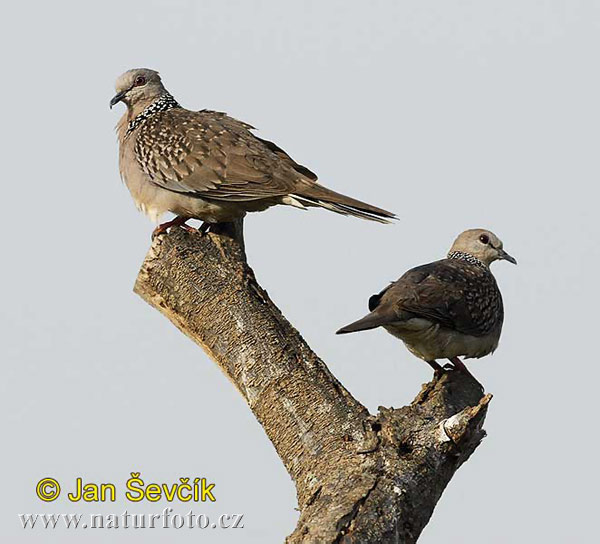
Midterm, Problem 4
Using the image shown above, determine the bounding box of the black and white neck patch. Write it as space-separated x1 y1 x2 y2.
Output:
447 251 487 269
125 93 181 138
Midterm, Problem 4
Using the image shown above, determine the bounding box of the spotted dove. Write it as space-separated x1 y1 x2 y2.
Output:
337 229 516 374
111 68 395 234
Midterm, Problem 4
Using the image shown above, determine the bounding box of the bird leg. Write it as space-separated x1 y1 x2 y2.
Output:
426 360 443 372
448 356 477 381
426 359 445 378
152 216 194 238
198 222 212 236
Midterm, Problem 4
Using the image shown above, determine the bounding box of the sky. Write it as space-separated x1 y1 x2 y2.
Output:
1 0 599 542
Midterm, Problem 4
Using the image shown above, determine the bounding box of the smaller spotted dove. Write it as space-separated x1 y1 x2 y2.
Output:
337 229 516 374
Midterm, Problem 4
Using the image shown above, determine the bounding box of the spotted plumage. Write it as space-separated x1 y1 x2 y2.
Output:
371 257 503 338
447 251 487 269
111 68 395 228
337 229 516 374
125 93 181 138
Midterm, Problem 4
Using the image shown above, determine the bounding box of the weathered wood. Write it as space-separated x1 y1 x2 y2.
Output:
134 223 491 543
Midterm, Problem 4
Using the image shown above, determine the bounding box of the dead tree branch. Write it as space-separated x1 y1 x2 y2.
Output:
133 223 491 543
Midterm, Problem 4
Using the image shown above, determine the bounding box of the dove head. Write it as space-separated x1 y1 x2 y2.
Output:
110 68 168 113
449 228 517 266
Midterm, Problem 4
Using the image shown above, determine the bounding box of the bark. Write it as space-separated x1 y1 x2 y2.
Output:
133 222 491 543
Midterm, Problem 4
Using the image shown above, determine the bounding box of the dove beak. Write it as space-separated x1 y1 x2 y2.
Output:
110 91 127 109
498 249 517 264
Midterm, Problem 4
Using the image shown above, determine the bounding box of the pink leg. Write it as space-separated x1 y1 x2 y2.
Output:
198 222 213 235
448 356 477 380
426 360 443 372
152 216 195 238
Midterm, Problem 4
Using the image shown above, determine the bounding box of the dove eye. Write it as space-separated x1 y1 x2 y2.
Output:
134 76 147 86
479 234 490 245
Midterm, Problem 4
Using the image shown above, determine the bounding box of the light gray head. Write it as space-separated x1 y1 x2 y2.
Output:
110 68 168 111
448 228 517 266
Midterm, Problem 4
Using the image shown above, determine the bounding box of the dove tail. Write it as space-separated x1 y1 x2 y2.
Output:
290 185 396 223
336 312 391 334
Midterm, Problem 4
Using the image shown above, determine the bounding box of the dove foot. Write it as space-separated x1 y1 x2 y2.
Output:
152 216 193 238
447 357 482 388
198 222 213 236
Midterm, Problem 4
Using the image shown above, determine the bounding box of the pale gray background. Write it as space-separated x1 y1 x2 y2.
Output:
1 0 598 542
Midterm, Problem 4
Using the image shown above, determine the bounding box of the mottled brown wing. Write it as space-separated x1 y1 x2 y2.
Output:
253 136 318 181
377 260 503 337
206 111 318 181
134 109 303 201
